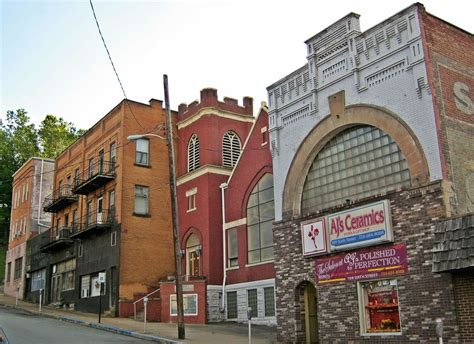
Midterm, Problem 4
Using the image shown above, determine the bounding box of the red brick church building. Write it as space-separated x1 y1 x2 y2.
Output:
161 88 276 325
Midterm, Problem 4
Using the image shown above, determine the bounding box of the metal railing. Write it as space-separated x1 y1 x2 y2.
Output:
74 160 115 188
71 208 115 236
134 288 160 321
43 185 78 209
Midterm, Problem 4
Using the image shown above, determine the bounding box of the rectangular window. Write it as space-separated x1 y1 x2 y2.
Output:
170 294 198 316
87 201 93 226
264 287 275 316
135 139 149 165
111 231 116 246
110 142 116 170
261 126 268 145
227 228 238 267
14 257 23 280
108 189 115 212
31 269 46 292
358 279 401 335
134 185 149 215
88 158 94 178
98 149 105 174
74 168 80 186
247 289 258 318
186 187 197 212
78 243 83 257
6 262 11 283
227 291 238 319
71 209 79 232
187 194 196 211
55 259 75 291
25 182 29 201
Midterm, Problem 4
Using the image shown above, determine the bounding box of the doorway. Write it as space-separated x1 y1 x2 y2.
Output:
304 283 318 344
97 197 103 224
296 281 318 344
51 274 62 303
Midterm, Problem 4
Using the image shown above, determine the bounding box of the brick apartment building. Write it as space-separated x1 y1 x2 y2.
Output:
162 89 276 325
37 98 175 316
4 157 54 299
267 3 473 343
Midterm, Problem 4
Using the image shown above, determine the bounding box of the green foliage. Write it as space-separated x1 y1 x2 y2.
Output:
0 109 84 245
38 114 84 159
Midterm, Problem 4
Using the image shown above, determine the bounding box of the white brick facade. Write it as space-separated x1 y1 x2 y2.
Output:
267 7 442 221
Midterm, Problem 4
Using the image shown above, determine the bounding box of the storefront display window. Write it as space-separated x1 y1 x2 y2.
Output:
358 279 401 335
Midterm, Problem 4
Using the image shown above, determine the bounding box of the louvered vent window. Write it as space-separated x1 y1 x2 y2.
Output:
188 134 200 172
222 131 241 167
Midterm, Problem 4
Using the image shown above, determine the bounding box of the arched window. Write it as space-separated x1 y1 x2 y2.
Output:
222 131 241 167
186 233 201 276
302 125 411 214
187 134 200 172
247 174 274 264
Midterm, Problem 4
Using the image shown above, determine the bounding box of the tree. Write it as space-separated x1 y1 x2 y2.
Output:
38 114 84 158
0 109 40 247
0 109 83 252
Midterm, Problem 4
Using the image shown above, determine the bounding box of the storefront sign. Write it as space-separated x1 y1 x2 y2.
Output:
328 200 393 251
301 217 328 256
315 243 407 284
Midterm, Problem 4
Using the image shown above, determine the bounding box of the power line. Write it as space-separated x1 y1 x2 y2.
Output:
89 0 145 130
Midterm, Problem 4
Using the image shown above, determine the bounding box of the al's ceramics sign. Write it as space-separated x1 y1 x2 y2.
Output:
328 200 393 251
301 217 328 257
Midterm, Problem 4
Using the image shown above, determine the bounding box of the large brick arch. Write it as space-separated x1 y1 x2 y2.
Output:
282 104 430 219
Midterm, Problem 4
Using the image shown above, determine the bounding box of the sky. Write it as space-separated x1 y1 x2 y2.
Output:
1 0 473 130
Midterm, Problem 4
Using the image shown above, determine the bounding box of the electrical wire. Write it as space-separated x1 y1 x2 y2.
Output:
89 0 145 130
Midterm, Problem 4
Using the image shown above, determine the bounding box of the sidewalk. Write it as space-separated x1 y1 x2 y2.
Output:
0 293 276 344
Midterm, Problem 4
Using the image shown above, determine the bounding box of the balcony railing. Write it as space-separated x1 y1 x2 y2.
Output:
43 185 79 213
73 160 116 195
40 225 75 252
70 208 115 239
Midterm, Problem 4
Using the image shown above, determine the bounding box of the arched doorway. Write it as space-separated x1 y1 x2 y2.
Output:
296 281 318 343
185 233 201 277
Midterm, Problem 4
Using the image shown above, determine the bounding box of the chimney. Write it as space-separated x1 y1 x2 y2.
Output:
178 103 188 115
243 96 253 115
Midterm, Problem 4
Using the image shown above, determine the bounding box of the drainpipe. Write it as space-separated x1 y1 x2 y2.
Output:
219 182 228 313
37 159 50 229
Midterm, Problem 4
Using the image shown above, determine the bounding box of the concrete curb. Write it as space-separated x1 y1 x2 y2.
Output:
1 302 181 344
90 323 182 344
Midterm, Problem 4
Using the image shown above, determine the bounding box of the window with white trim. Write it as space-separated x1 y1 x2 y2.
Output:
134 185 149 215
222 131 241 167
187 134 200 172
247 173 275 264
227 227 238 267
186 187 197 212
135 139 149 165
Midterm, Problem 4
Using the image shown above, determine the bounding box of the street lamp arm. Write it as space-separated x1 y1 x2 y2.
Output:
127 133 166 141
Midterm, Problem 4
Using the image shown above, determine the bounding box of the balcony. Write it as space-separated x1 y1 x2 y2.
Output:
70 208 115 239
73 160 115 195
43 185 79 213
40 226 75 252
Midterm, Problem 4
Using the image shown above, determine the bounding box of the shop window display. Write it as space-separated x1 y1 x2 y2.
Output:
358 279 401 334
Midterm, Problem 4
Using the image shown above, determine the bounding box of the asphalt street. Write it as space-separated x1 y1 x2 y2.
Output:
0 305 150 344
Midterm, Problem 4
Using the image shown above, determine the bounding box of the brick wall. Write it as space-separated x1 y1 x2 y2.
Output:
421 9 474 215
274 182 460 343
453 271 474 343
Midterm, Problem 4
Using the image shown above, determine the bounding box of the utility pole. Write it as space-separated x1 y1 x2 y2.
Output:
163 74 185 339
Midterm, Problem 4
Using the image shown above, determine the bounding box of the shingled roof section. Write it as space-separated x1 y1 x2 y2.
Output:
432 214 474 273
